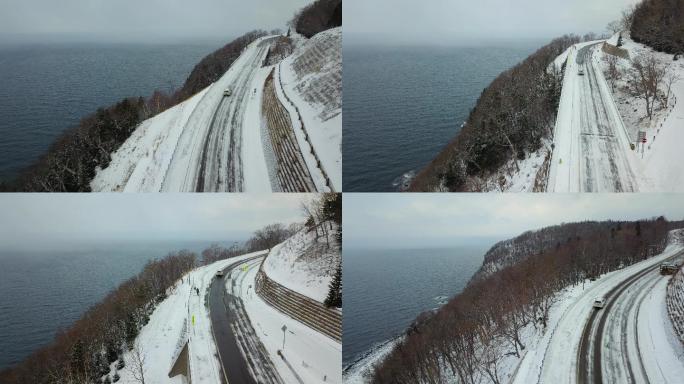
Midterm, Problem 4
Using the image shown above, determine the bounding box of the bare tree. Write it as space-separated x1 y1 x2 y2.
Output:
605 53 620 92
131 344 146 384
620 5 635 30
628 54 666 120
663 69 681 108
607 20 622 35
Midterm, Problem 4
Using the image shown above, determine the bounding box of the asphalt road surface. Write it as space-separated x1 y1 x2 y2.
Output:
208 256 282 384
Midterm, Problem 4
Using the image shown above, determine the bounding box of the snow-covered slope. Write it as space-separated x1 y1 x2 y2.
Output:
92 36 274 192
278 27 342 191
91 29 341 192
229 257 342 383
263 225 340 303
597 33 684 192
110 251 266 384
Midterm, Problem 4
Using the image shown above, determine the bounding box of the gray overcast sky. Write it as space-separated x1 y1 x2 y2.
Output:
345 0 640 46
0 194 309 251
344 194 684 249
0 0 310 44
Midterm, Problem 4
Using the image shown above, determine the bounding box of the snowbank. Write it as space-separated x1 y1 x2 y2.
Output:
91 87 209 192
263 226 340 303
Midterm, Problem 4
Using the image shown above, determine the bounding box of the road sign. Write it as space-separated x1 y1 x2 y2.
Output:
281 325 287 350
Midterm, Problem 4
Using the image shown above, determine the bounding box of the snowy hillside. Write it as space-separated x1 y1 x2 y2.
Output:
278 27 342 190
90 28 341 192
263 225 341 303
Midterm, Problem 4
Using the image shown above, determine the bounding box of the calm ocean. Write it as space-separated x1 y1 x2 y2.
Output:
342 43 540 191
0 240 235 370
342 246 487 367
0 42 219 182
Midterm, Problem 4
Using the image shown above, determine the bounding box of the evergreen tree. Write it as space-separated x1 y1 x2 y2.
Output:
324 265 342 308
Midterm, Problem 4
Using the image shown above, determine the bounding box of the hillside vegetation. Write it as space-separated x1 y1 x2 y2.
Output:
631 0 684 55
294 0 342 38
409 35 581 192
371 218 680 383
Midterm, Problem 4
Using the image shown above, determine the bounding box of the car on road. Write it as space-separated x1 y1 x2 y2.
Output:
593 297 606 309
216 270 224 277
224 88 233 97
660 262 679 275
578 68 584 76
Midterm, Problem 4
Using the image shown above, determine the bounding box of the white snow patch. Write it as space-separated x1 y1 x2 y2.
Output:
263 226 340 303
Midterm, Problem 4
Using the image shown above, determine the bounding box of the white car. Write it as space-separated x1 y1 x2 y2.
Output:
216 270 224 277
593 297 606 309
578 68 585 76
224 88 232 97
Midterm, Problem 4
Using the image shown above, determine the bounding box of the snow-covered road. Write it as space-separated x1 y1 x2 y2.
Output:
579 250 684 384
209 255 283 383
535 247 684 384
165 38 276 192
549 42 638 192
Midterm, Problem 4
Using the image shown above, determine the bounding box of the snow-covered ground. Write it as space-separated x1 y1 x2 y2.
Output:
343 338 399 384
110 251 267 384
228 257 342 383
596 33 684 192
92 28 341 192
263 225 340 303
467 138 552 192
277 27 342 191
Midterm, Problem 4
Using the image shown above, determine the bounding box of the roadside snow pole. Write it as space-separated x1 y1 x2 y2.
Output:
281 325 287 351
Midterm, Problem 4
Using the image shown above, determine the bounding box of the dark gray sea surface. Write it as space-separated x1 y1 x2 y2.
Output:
0 240 237 369
343 246 487 367
343 43 540 191
0 42 218 182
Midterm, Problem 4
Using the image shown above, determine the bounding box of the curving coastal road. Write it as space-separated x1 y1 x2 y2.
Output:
208 256 283 384
535 249 684 384
577 250 684 384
